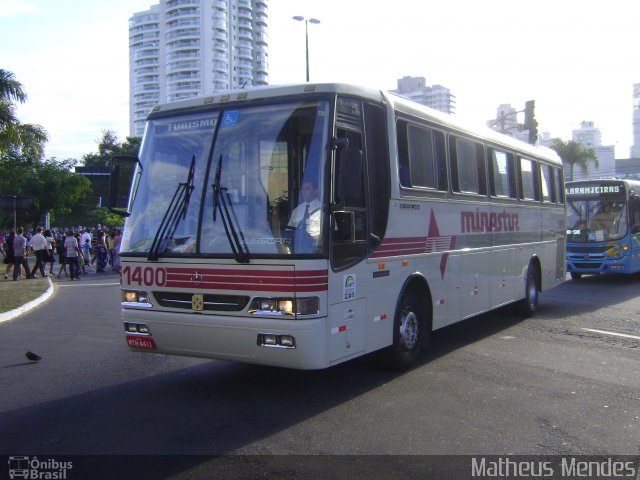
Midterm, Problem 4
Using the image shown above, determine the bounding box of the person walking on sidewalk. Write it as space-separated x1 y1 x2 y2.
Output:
13 227 33 280
3 230 15 279
64 230 82 280
44 229 56 275
56 232 68 278
29 226 48 278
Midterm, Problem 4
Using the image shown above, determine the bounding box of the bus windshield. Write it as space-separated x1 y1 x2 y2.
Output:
121 100 331 258
567 196 628 242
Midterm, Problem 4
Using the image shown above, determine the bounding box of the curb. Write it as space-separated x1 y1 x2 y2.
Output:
0 277 55 324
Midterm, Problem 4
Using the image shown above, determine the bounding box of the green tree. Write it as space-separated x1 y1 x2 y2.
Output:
550 139 599 181
0 69 48 158
0 152 91 227
82 130 141 167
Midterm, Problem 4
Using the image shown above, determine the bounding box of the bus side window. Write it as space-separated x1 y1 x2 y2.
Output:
489 149 510 198
364 102 390 249
630 196 640 233
450 136 485 195
540 163 555 203
407 124 436 189
396 120 410 187
518 157 538 201
555 167 565 204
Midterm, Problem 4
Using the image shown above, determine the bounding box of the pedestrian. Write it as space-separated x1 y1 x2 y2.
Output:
81 229 93 265
44 229 56 275
107 230 115 268
0 232 5 275
82 237 91 273
56 232 68 278
112 229 122 274
13 227 33 280
64 230 82 280
73 232 83 277
3 230 15 279
95 230 108 273
29 226 49 278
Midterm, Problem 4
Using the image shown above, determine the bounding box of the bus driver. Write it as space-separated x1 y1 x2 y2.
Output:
287 180 321 244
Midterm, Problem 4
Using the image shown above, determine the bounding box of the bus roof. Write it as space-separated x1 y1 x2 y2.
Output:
146 82 561 166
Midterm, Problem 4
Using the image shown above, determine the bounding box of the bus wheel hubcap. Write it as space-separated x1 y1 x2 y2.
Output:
400 310 418 351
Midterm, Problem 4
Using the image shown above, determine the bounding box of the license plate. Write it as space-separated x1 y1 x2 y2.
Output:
126 335 156 350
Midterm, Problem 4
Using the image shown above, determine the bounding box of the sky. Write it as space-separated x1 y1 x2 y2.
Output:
2 0 640 160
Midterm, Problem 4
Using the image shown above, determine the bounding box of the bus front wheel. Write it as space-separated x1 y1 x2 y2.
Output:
387 289 430 371
570 272 582 280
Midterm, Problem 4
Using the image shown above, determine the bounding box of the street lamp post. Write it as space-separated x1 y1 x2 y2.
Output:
292 16 320 82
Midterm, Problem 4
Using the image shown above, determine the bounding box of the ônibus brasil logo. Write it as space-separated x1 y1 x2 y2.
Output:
8 456 73 479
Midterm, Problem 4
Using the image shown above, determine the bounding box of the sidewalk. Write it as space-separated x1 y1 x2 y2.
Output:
0 276 54 323
0 264 120 323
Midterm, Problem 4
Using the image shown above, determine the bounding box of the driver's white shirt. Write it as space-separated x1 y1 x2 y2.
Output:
287 198 321 239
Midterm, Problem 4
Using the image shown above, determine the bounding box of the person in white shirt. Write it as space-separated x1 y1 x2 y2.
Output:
287 180 321 246
81 229 92 244
64 231 82 280
29 226 48 278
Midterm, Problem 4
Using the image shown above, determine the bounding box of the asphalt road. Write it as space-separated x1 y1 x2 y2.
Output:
0 272 638 477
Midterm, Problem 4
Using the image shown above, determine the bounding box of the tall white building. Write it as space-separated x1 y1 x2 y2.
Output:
489 104 529 143
572 121 601 148
391 76 456 114
129 0 269 136
571 121 615 179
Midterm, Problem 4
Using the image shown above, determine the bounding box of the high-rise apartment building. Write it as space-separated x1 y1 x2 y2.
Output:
391 76 456 114
571 121 615 180
489 104 529 143
129 0 269 136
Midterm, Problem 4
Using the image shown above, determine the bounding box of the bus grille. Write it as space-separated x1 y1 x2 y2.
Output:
567 245 609 254
153 292 250 311
573 263 602 270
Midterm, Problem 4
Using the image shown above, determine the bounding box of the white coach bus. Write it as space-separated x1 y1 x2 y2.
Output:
110 83 565 370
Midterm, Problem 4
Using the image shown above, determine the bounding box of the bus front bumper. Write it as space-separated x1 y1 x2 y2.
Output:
121 308 329 370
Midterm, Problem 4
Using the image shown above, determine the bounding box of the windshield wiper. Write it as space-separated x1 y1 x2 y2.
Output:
147 155 196 261
212 154 250 263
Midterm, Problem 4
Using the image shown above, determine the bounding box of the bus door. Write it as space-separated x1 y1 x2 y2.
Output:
327 126 368 363
629 194 640 270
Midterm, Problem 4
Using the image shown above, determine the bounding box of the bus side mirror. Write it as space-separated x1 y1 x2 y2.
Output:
109 155 141 217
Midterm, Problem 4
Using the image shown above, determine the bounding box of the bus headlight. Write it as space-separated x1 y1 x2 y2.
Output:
249 297 319 316
122 289 153 308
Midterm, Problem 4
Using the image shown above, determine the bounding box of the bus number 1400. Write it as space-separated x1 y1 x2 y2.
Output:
122 266 167 287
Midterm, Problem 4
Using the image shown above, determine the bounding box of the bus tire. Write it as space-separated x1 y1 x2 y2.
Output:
515 263 539 318
570 272 582 280
387 288 430 371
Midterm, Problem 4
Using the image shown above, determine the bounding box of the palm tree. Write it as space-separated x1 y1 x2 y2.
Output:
550 138 599 181
0 68 47 157
0 69 27 104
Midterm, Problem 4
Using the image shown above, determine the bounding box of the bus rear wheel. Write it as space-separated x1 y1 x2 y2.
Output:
388 289 430 371
515 263 539 318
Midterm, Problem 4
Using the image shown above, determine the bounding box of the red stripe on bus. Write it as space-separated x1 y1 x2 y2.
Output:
379 236 427 244
164 281 327 292
165 268 328 277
